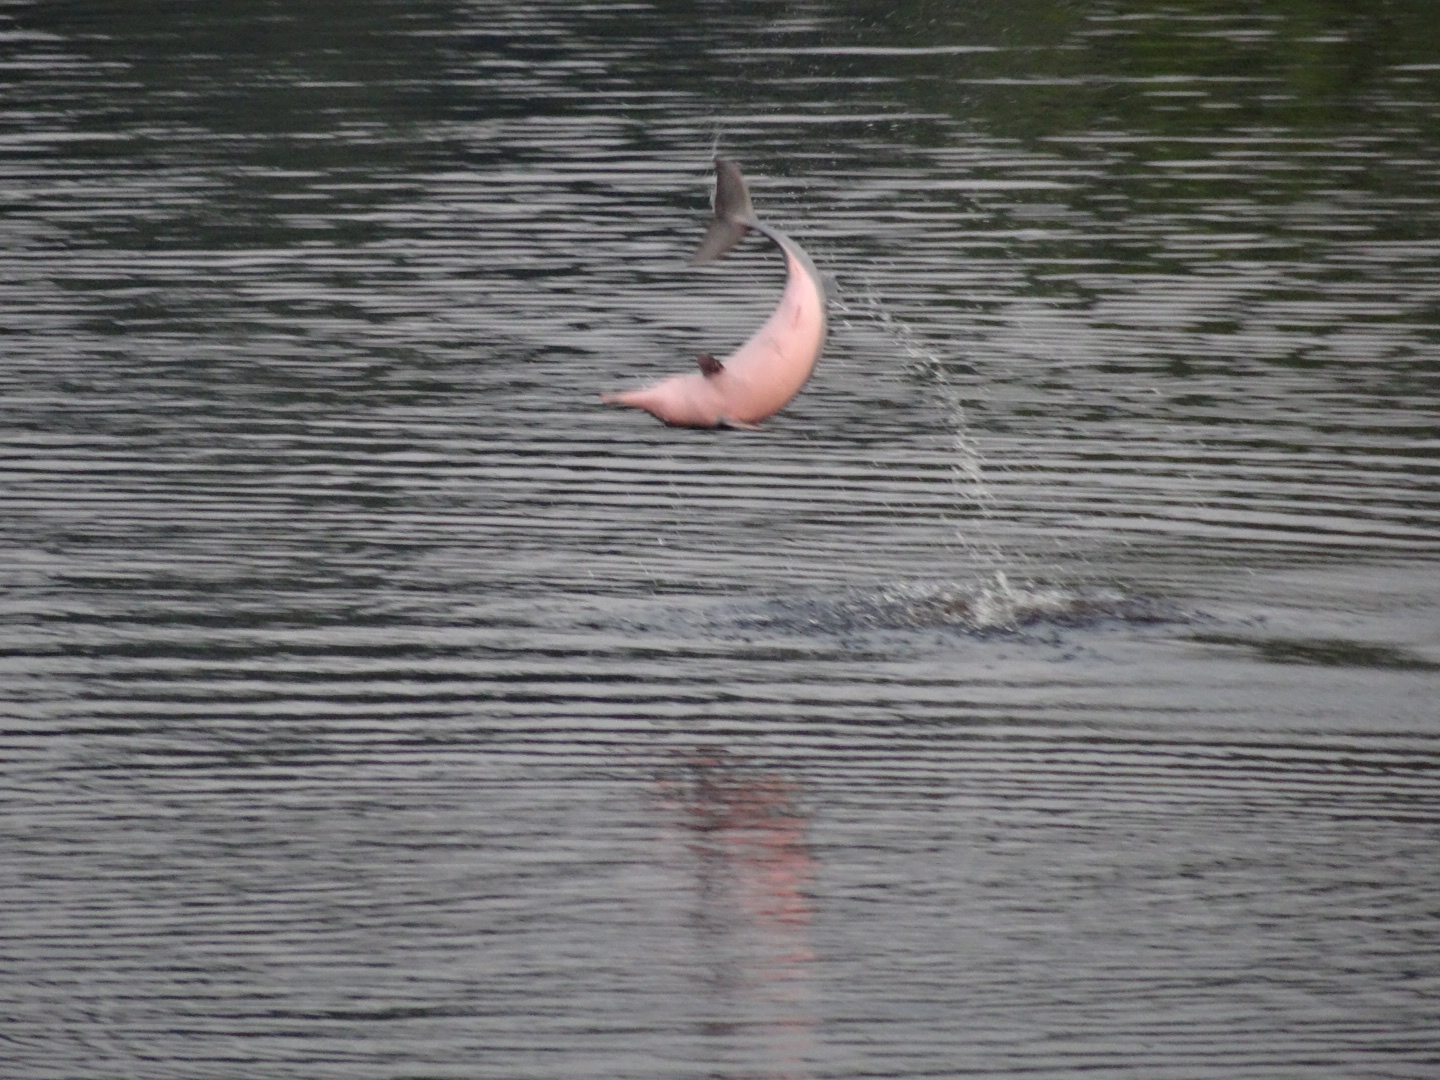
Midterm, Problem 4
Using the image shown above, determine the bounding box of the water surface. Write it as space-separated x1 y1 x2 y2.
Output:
3 2 1439 1077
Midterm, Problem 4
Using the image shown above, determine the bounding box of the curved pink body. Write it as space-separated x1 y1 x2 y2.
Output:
601 232 827 428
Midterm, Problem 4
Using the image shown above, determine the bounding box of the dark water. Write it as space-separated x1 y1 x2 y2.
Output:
3 2 1439 1077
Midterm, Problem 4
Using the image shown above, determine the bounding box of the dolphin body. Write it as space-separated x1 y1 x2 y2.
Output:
600 157 827 429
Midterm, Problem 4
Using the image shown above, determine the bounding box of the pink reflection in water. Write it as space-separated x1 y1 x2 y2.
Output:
657 751 818 1079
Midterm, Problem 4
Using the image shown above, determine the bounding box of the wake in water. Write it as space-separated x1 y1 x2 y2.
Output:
722 574 1179 639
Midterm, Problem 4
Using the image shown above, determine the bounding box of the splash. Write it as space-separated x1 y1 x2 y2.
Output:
725 574 1176 638
829 283 1007 572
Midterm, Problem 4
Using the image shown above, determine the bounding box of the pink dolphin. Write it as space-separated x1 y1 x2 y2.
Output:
601 157 827 429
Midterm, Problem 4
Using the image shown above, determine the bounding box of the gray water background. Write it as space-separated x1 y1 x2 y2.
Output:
2 2 1439 1077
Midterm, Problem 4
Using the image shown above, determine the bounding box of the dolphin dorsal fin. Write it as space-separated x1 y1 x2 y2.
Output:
696 353 724 377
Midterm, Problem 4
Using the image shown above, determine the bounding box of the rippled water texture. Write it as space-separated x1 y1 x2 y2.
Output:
3 2 1439 1077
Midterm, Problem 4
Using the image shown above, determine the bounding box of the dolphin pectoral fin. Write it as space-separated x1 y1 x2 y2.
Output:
719 416 763 432
689 218 750 265
696 353 724 377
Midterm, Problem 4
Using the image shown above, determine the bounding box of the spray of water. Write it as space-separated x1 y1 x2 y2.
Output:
824 273 1145 633
828 281 1020 589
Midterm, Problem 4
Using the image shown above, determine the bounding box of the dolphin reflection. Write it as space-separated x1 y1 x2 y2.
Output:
657 751 817 1078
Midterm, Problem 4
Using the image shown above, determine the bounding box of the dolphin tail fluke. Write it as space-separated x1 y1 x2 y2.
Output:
688 218 751 265
688 156 758 265
713 156 755 223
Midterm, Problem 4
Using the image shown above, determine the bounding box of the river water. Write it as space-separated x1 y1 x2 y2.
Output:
3 2 1438 1077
